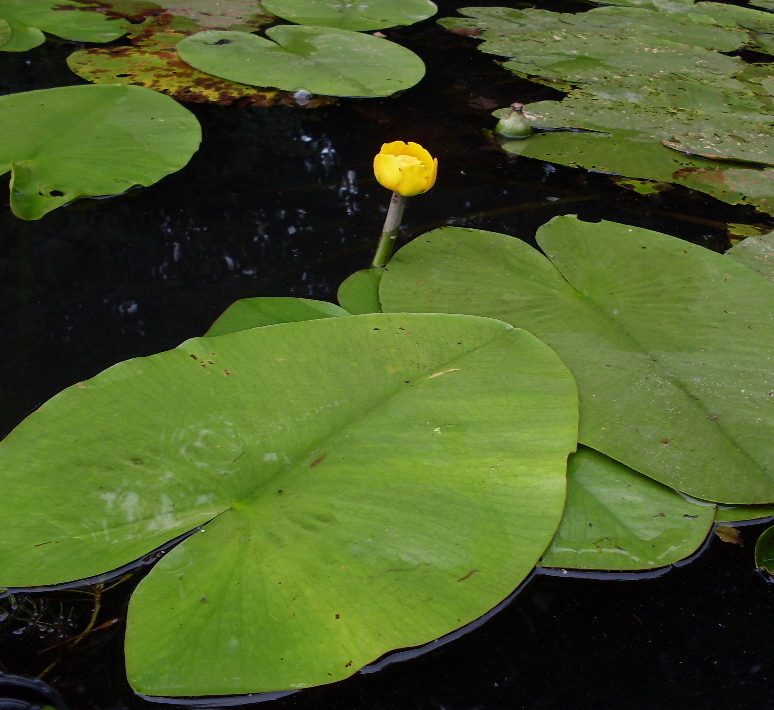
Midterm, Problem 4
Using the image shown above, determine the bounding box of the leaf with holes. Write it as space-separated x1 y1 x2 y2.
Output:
0 84 201 220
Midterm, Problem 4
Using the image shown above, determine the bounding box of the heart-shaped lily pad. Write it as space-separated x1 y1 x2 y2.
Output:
177 26 426 97
379 217 774 504
0 84 201 219
262 0 437 31
0 314 578 695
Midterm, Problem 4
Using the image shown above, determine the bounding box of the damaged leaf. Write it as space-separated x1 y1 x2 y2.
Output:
0 84 201 219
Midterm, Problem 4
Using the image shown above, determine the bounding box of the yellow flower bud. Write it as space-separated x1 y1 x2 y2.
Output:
373 141 438 197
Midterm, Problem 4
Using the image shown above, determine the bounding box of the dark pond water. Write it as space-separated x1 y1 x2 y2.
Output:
1 2 774 708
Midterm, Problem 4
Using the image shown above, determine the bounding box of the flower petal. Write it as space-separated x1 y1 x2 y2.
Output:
373 152 402 192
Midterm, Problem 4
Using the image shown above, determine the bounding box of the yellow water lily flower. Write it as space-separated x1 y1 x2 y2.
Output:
373 141 438 197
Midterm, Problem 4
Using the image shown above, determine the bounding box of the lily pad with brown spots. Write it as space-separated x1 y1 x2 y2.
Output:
68 13 334 107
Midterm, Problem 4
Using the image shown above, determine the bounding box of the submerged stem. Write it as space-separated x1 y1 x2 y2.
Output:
371 192 407 269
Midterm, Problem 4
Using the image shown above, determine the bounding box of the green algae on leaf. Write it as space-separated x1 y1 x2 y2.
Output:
379 217 774 504
540 447 714 571
0 314 577 695
0 85 201 220
177 26 426 97
205 297 349 336
263 0 437 31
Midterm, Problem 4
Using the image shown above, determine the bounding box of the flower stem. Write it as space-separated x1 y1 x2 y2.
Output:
371 191 407 269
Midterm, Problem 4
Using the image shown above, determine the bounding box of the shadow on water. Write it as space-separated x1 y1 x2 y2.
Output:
1 3 773 708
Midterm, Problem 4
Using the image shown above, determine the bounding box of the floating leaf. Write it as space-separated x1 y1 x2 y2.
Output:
337 268 383 314
715 525 743 545
0 314 578 695
726 232 774 283
664 128 774 166
445 4 774 215
177 26 426 97
440 6 748 55
67 12 330 107
262 0 437 31
151 0 274 31
0 0 128 44
715 504 774 523
0 19 46 52
379 217 774 503
0 85 201 220
205 297 349 336
540 447 714 571
755 524 774 571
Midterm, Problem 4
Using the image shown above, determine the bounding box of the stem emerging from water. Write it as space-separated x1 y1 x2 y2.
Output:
371 191 406 269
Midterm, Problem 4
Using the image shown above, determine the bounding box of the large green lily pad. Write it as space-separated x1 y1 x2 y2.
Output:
177 26 426 97
0 0 128 47
0 314 578 695
262 0 437 31
540 447 714 571
0 84 201 220
379 217 774 504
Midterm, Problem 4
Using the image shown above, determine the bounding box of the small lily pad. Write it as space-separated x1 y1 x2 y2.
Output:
262 0 437 31
0 84 201 220
177 26 426 97
337 268 383 314
540 447 714 571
